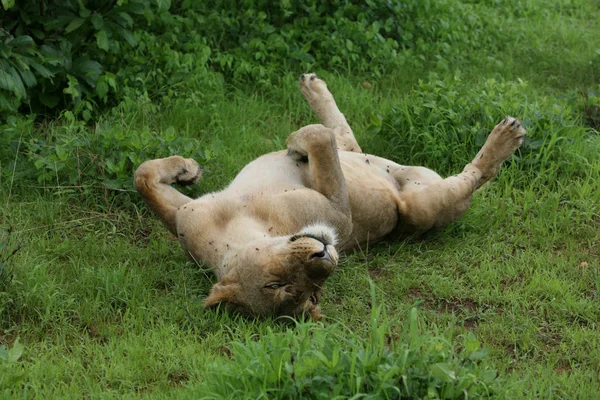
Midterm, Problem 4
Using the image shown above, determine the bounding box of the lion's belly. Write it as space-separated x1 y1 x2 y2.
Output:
338 152 402 249
203 150 402 250
228 151 309 191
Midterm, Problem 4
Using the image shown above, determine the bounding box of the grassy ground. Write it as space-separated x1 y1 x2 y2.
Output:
2 0 600 398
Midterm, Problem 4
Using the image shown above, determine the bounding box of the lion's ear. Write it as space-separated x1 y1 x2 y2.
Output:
203 282 240 309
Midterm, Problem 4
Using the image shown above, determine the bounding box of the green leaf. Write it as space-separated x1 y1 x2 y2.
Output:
29 61 54 79
0 345 8 361
65 18 86 34
39 93 59 108
19 69 37 88
346 39 354 51
481 368 497 383
34 159 45 169
117 12 133 26
8 339 23 362
118 29 137 47
96 30 110 51
96 81 108 99
370 114 383 127
0 43 11 58
31 29 45 40
55 145 68 161
10 35 34 47
0 91 17 112
1 0 15 10
91 14 104 30
156 0 171 11
63 75 80 99
8 66 26 98
468 348 489 361
72 57 102 85
431 363 457 382
0 69 16 91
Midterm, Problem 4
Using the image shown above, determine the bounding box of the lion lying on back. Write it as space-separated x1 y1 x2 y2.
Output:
134 73 526 319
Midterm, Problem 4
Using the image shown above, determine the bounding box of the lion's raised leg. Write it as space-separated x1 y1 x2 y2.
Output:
395 117 526 232
134 156 202 235
299 73 362 153
287 124 352 237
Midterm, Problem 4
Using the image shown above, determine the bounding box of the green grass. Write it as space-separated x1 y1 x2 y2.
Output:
2 0 600 398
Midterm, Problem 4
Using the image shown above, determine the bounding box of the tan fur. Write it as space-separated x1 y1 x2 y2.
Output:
134 73 526 318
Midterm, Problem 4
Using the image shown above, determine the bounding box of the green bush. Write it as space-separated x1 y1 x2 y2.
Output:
0 0 214 119
0 0 512 118
370 74 594 181
0 113 217 193
199 289 499 399
0 0 158 116
185 0 506 85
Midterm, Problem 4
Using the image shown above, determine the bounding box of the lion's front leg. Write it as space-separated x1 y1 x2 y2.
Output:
299 73 362 153
134 156 202 235
287 124 352 233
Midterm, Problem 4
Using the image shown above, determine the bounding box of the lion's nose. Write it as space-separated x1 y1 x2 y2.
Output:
306 247 336 279
309 248 331 262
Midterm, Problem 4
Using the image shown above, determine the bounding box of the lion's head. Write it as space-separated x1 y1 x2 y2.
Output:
203 224 338 319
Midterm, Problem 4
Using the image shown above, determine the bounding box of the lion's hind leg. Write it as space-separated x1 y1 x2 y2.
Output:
394 117 526 233
299 73 362 153
134 156 202 235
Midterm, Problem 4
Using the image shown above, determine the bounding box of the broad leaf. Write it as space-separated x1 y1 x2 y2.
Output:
431 363 457 383
118 29 137 47
156 0 171 11
1 0 15 10
39 93 59 108
19 69 37 87
96 80 108 99
10 35 34 47
0 69 16 91
96 30 110 51
8 66 26 98
8 339 23 363
65 18 86 34
72 57 102 85
91 14 104 30
29 61 54 79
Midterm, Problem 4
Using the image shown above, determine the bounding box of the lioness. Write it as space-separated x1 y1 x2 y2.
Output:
134 73 526 319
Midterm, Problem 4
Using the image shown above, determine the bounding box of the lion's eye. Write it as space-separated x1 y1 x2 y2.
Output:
265 283 284 289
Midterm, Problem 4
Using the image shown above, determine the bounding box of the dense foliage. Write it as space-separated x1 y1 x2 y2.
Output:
0 0 516 118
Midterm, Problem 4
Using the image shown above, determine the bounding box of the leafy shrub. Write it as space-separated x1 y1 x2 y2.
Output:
1 0 514 118
0 0 214 119
0 338 25 394
199 288 499 399
370 75 594 180
0 113 218 193
0 0 161 116
186 0 506 86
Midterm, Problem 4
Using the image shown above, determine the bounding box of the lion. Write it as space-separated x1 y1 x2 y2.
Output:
134 73 526 319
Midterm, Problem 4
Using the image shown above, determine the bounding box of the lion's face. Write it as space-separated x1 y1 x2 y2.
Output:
203 225 338 319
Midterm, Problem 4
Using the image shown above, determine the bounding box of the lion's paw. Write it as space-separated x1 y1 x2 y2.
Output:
486 116 527 158
474 116 527 175
299 73 331 102
286 125 335 162
493 116 527 141
175 157 203 186
286 130 309 162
